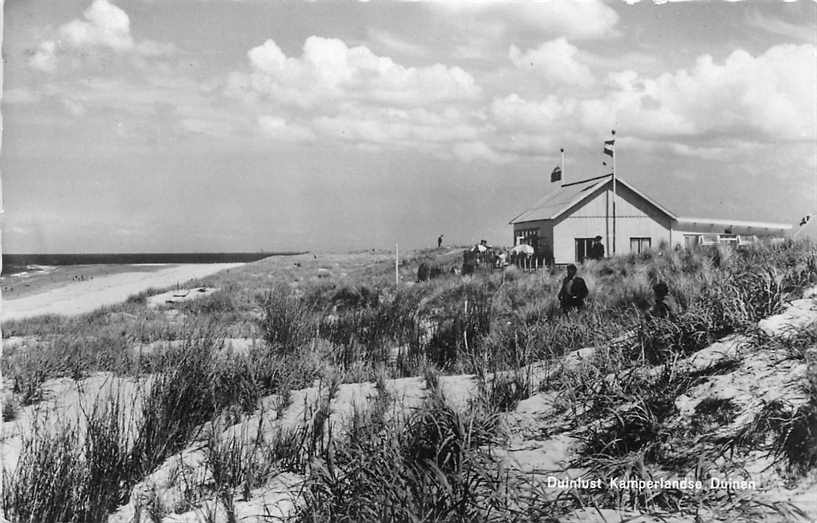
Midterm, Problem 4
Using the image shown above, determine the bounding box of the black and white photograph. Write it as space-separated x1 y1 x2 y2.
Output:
1 0 816 521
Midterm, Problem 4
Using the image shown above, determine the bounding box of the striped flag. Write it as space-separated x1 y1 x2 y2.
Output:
603 139 615 157
550 165 562 182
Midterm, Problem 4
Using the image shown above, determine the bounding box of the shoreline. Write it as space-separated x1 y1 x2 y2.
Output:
2 263 244 321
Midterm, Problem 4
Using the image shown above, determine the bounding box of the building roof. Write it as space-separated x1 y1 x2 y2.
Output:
509 175 677 224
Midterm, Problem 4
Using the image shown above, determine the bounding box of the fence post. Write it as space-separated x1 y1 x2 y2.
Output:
463 299 469 352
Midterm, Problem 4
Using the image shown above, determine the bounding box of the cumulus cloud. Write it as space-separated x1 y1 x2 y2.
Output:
223 35 506 160
29 41 58 72
586 44 817 142
228 36 480 109
430 0 619 39
59 0 134 51
28 0 175 72
509 39 595 87
492 43 817 156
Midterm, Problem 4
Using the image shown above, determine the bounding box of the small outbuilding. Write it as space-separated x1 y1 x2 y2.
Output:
510 176 792 264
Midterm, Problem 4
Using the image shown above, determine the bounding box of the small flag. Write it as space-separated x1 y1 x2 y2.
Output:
603 139 615 157
550 165 562 182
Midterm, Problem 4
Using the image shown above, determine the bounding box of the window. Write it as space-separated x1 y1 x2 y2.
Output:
719 234 738 245
630 237 651 254
575 238 594 262
684 235 700 250
516 228 538 246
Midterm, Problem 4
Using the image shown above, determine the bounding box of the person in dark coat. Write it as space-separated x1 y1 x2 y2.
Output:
558 264 589 312
417 262 431 282
649 281 678 319
462 249 477 275
589 236 605 260
437 234 444 248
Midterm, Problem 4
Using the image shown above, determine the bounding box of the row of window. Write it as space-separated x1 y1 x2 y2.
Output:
574 237 651 261
518 231 762 262
684 233 758 248
517 232 652 262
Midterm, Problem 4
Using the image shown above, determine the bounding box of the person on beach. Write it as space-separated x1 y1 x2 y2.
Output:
558 264 589 312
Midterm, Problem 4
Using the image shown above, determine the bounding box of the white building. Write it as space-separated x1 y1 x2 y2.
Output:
509 176 793 264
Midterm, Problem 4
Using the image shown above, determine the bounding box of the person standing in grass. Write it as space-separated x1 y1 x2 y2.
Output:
558 264 589 313
589 235 605 260
437 234 444 248
649 281 678 319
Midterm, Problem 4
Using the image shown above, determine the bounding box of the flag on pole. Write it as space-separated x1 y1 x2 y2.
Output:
603 139 615 157
550 165 562 182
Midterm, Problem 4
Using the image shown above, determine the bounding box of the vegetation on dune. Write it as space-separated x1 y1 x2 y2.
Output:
297 373 527 522
3 241 817 520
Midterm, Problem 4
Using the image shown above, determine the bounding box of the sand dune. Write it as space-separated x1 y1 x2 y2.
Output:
1 263 243 321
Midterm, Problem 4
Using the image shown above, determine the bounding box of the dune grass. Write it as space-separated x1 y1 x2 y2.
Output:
3 241 817 520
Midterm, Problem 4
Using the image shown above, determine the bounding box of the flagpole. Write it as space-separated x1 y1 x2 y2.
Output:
611 130 617 255
560 148 565 184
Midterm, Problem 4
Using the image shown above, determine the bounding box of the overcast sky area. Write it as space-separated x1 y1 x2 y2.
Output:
2 0 816 253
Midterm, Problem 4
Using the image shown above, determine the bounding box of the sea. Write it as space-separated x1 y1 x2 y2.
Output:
1 252 304 276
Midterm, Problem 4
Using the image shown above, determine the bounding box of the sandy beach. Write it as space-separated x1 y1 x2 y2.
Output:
1 263 243 321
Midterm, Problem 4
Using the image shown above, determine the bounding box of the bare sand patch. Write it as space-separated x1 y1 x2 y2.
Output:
2 263 243 321
146 286 219 308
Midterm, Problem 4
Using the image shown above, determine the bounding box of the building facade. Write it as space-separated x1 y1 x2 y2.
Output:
510 176 792 264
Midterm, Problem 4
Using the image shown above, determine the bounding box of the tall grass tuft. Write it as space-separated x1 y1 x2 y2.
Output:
258 285 315 354
298 389 522 521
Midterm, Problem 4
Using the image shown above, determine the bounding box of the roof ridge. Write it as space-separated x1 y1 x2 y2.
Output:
510 175 677 224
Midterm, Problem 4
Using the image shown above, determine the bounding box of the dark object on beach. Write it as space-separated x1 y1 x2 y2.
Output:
437 234 444 248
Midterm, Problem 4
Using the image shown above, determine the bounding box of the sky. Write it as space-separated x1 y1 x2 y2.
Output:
2 0 816 253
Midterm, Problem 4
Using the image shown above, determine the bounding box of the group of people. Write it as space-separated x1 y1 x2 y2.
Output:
557 263 677 318
436 233 674 319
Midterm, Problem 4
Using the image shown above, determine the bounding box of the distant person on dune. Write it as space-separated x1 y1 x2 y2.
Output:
558 264 589 313
438 234 444 248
